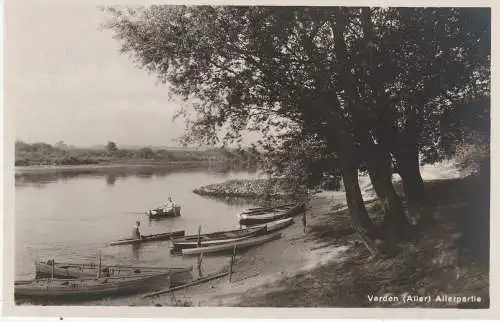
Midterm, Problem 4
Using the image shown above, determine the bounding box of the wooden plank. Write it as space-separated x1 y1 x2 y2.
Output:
141 271 229 298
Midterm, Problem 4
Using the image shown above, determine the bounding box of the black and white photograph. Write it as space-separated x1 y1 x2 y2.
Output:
3 0 494 318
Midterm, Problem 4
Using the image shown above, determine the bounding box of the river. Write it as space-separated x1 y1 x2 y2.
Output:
15 165 262 281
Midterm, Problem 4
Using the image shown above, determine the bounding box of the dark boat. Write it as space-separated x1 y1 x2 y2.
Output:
109 230 185 246
15 272 171 301
170 226 267 252
238 202 305 225
35 261 193 287
147 206 181 219
240 202 298 215
181 232 282 256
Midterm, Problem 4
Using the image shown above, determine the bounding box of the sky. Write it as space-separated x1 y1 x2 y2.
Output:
6 2 187 147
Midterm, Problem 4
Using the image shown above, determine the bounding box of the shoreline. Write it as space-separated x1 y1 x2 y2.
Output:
83 164 487 308
79 190 349 307
14 161 225 174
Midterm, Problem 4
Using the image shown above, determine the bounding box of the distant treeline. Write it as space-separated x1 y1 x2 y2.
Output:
15 140 261 167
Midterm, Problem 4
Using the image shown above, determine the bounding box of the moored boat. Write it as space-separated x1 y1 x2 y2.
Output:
239 211 286 225
181 232 282 256
170 226 267 252
240 202 298 215
109 230 185 246
238 202 305 225
147 206 181 219
35 261 193 286
248 217 294 232
15 272 171 301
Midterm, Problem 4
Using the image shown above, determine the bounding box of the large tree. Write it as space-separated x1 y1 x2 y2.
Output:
103 6 490 252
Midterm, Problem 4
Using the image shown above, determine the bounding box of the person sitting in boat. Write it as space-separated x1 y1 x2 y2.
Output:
161 197 176 213
133 221 142 240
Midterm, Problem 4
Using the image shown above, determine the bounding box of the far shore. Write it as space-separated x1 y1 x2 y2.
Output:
14 160 225 174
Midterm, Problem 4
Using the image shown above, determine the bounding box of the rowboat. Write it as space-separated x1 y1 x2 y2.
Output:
248 217 294 233
35 261 193 286
170 226 267 252
147 206 181 219
240 202 298 215
109 230 185 246
181 232 282 256
15 272 171 301
238 202 305 225
239 211 286 225
239 202 304 216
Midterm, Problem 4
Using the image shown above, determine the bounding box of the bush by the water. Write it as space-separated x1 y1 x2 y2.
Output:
193 179 286 199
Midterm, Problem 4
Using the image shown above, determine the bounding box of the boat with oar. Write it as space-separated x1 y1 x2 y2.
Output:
238 202 305 225
15 272 171 301
181 232 282 256
109 230 185 246
147 205 181 219
35 261 193 286
170 226 267 253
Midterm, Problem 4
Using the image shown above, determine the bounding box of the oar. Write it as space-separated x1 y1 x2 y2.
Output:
122 211 148 215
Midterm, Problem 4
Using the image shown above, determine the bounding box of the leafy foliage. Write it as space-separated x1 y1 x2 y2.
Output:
102 6 490 168
106 141 119 153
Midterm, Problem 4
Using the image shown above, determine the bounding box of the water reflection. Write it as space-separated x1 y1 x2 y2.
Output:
135 171 154 180
131 244 141 262
15 163 253 188
106 174 117 186
197 194 286 206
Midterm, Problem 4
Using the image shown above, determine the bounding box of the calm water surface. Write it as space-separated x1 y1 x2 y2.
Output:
15 166 262 280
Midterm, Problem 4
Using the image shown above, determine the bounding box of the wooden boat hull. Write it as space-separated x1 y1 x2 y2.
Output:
238 212 286 225
35 262 192 287
249 217 294 233
181 232 282 256
110 230 185 246
147 206 181 219
170 226 267 252
240 202 297 215
238 203 305 225
15 272 171 300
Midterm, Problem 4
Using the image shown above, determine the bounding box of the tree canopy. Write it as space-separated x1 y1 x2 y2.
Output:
103 6 489 156
103 6 490 249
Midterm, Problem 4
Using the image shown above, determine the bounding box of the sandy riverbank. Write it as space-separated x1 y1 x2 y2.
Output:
63 161 488 308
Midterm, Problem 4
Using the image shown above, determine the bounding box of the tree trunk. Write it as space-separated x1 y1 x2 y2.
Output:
393 142 429 225
364 146 413 240
340 153 380 255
